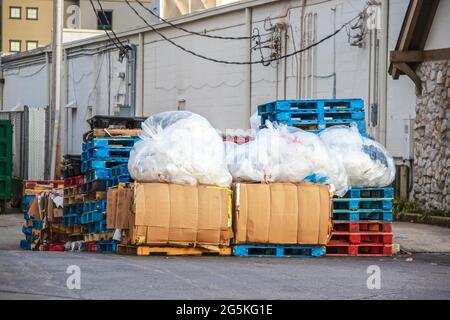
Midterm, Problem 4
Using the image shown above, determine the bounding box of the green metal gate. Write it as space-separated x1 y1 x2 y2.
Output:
0 120 13 212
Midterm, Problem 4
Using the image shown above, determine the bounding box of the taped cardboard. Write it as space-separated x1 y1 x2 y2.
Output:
233 182 332 245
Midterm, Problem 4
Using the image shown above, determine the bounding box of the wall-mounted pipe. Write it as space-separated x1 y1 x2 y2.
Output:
245 7 252 126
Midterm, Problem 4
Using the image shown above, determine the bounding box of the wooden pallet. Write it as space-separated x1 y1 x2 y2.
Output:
84 231 115 242
89 128 141 138
117 245 231 256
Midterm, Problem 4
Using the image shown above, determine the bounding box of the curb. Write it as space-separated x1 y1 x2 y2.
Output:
396 213 450 228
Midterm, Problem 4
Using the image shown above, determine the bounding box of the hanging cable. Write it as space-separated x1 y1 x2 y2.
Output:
134 0 257 40
88 0 129 59
125 0 367 65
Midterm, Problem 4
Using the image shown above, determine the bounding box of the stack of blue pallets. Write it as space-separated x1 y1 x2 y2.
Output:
257 98 367 136
79 135 138 248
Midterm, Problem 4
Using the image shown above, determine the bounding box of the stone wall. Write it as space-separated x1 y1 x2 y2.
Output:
413 59 450 211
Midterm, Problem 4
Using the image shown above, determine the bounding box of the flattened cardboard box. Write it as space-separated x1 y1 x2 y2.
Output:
107 183 233 247
233 182 332 245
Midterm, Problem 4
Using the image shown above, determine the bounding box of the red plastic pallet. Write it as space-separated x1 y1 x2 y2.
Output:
49 243 65 252
332 221 392 233
329 232 393 244
326 243 393 256
85 242 99 253
24 180 64 189
64 175 85 187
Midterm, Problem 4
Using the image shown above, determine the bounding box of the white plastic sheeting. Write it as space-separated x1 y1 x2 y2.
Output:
128 111 232 187
225 123 350 196
319 125 396 188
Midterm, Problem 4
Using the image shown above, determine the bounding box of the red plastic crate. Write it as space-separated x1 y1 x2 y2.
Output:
49 243 65 252
329 232 393 244
24 180 64 190
64 175 85 187
326 243 393 256
85 242 99 252
332 221 392 233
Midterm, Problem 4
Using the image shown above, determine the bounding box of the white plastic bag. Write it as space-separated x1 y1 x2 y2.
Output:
319 125 395 188
249 111 262 132
225 122 350 195
128 111 232 187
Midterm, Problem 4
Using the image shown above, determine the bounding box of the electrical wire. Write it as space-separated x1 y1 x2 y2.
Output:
135 0 256 40
134 0 333 41
125 0 367 65
6 64 47 78
96 0 129 52
88 0 128 57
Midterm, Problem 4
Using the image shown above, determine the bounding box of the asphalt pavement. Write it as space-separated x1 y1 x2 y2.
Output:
1 214 449 300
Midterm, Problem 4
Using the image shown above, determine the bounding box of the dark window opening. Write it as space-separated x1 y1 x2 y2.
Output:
97 10 112 30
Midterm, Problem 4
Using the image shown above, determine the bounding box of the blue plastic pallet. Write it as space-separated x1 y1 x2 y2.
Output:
83 220 108 234
22 225 33 235
333 210 393 222
81 147 132 161
262 110 365 123
63 203 83 216
25 233 39 241
258 99 364 114
85 168 111 181
81 158 129 172
110 164 129 177
20 239 32 250
97 241 118 253
80 211 105 225
22 195 35 213
106 176 131 188
341 187 394 199
82 200 107 213
270 119 366 131
62 214 80 226
30 219 43 230
83 137 140 151
233 244 326 257
333 198 393 211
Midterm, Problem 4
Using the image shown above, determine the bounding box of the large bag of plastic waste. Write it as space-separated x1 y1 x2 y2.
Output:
319 125 396 188
128 111 232 187
225 122 349 195
249 111 262 132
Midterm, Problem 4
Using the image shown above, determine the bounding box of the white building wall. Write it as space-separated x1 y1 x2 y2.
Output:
424 0 450 50
2 63 49 109
1 0 427 161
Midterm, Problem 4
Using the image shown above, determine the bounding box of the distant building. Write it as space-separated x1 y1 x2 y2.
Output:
0 0 156 54
1 0 53 53
160 0 243 19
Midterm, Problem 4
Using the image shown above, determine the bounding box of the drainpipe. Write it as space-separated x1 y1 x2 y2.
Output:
127 44 137 116
297 0 306 99
379 0 389 146
137 33 145 117
245 7 252 126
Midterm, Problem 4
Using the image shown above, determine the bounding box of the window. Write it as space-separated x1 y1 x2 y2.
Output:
26 7 38 20
26 41 38 51
97 10 112 30
9 7 21 19
9 40 21 52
